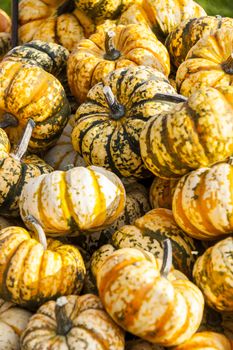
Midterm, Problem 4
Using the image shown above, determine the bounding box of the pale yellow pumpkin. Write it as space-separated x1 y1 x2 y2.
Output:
172 331 233 349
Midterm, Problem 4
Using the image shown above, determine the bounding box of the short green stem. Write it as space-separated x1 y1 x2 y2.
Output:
0 113 18 128
160 239 172 278
222 53 233 74
11 119 35 161
103 86 125 120
55 296 73 335
104 31 121 61
25 215 47 250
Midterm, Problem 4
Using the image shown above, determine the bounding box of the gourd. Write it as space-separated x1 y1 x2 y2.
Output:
67 23 170 103
140 86 233 179
0 216 86 308
149 177 178 209
176 27 233 97
172 159 233 240
21 294 125 350
172 331 233 349
91 240 204 346
72 65 183 179
193 237 233 312
0 298 32 350
19 0 95 51
166 15 233 68
0 9 11 61
19 165 126 235
0 120 52 217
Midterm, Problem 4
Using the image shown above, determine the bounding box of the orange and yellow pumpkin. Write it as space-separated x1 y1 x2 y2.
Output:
173 331 233 349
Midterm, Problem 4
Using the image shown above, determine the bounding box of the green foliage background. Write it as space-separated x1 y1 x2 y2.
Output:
1 0 233 20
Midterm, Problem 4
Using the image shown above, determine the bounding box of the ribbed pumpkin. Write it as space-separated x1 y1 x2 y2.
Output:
149 177 178 209
44 115 86 170
0 216 86 308
0 9 11 33
68 23 170 104
166 16 233 68
140 86 233 179
199 307 233 339
20 165 126 235
72 66 183 179
19 0 95 51
126 340 164 350
176 27 233 97
173 332 233 350
21 294 125 350
173 159 233 240
0 9 11 61
193 237 233 312
91 240 204 346
0 121 52 217
0 298 32 350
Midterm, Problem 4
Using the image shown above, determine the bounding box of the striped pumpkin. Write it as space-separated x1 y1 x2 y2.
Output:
19 0 95 51
166 16 233 68
19 165 126 235
176 27 233 97
72 66 182 179
193 237 233 312
149 177 178 209
173 160 233 240
67 23 170 104
0 9 11 61
173 332 233 350
140 86 233 179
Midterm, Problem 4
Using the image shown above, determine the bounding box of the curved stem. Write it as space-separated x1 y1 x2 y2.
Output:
103 86 125 120
154 93 188 103
160 239 172 278
104 31 121 61
222 53 233 74
25 215 47 250
0 113 18 128
55 296 73 335
11 119 35 161
11 0 18 48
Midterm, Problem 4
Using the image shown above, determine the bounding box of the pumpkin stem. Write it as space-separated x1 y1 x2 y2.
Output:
12 119 35 161
153 93 188 103
55 296 73 335
222 53 233 74
25 215 47 250
104 31 121 61
160 239 172 278
103 86 125 120
0 113 18 129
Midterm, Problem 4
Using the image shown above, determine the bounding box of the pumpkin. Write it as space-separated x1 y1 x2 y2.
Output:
0 9 11 33
199 307 233 339
172 159 233 240
0 215 86 308
149 177 178 209
118 0 206 42
44 115 86 170
0 120 52 217
140 86 233 179
0 9 11 61
0 298 32 350
176 27 233 97
19 0 95 51
172 331 233 349
67 24 170 104
20 165 126 235
126 340 164 350
21 294 125 349
72 66 183 179
166 16 233 68
91 239 204 346
193 237 233 312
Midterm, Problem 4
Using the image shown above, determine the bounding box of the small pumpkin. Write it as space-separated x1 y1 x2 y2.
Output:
166 15 233 68
20 165 126 235
72 65 182 179
0 216 86 308
140 86 233 179
19 0 95 51
149 177 178 209
21 294 125 350
0 9 11 61
0 298 32 350
67 23 170 104
172 331 233 350
0 9 11 33
193 237 233 312
91 240 204 346
176 27 233 97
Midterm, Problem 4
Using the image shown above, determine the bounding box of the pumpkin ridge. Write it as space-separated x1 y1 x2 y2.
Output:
72 323 109 350
104 128 123 177
122 125 141 156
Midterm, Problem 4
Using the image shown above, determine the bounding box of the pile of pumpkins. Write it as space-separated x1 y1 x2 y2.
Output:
0 0 233 348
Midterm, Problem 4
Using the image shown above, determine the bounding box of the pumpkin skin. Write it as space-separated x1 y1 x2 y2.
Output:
173 160 233 240
0 9 11 33
91 246 204 346
140 86 233 179
20 165 126 235
0 298 32 350
0 9 11 61
176 27 233 97
193 237 233 312
166 16 233 68
19 0 95 51
21 294 125 350
0 224 86 308
72 66 181 179
172 331 233 350
149 177 178 209
67 23 170 104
